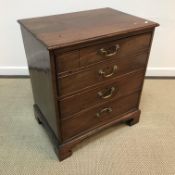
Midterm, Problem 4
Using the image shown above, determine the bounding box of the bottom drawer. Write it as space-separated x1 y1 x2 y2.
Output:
61 92 140 140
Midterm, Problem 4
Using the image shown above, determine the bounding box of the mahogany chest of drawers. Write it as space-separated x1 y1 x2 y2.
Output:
18 8 159 161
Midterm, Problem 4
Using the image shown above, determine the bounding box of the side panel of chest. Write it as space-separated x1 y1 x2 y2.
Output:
20 26 60 140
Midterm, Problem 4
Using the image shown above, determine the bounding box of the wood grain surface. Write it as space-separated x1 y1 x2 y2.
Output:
18 8 158 49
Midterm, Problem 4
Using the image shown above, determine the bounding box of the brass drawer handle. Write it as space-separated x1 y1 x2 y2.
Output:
98 87 115 99
96 107 112 118
99 44 119 57
99 65 118 78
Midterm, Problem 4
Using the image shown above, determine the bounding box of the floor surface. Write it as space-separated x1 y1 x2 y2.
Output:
0 78 175 175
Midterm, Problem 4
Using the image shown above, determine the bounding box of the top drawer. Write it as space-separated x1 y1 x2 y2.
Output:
55 32 152 73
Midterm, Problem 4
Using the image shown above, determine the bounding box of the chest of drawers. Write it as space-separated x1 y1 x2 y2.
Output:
18 8 159 161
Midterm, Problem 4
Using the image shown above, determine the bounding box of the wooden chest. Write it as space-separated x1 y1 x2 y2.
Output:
18 8 159 161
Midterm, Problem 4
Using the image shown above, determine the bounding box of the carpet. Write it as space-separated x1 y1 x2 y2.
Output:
0 78 175 175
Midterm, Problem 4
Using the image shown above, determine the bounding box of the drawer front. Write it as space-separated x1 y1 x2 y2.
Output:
55 50 79 73
80 33 151 66
58 52 148 96
60 70 144 118
55 33 152 73
61 92 140 140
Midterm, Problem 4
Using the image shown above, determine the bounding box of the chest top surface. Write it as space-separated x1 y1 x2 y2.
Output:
18 8 158 49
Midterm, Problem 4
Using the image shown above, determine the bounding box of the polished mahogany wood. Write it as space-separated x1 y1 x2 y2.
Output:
57 52 148 97
20 26 61 140
55 32 152 73
34 103 141 161
59 70 145 118
18 8 158 49
55 50 79 73
18 8 159 161
62 92 140 140
79 33 151 68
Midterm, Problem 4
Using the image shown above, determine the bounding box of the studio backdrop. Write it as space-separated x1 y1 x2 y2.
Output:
0 0 174 76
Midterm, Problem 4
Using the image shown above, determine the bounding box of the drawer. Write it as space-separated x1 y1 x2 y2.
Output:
55 32 152 73
79 32 152 66
61 92 140 140
57 52 148 97
55 50 79 73
59 70 144 118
